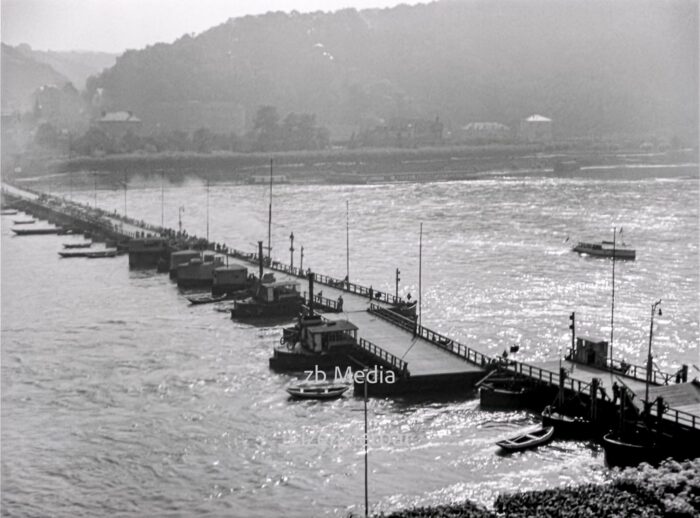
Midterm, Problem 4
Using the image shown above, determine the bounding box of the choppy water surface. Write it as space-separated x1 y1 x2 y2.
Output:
2 168 699 517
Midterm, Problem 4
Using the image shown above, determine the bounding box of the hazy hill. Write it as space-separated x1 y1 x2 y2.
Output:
13 44 118 90
1 43 70 112
86 0 698 140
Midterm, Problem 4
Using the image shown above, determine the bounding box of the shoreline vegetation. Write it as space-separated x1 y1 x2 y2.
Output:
371 458 700 518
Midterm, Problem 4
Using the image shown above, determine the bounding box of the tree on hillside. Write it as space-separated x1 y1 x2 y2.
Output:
251 105 281 151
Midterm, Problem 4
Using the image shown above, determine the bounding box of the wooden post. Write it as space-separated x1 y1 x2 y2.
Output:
656 397 664 441
590 377 599 423
558 367 566 407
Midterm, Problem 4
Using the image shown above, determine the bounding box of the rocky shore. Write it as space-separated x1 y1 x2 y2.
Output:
376 458 700 518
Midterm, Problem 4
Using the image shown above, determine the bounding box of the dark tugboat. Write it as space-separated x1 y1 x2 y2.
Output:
269 273 361 372
601 300 672 466
230 242 303 320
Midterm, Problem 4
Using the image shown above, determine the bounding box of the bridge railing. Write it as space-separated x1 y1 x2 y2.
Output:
368 303 493 367
664 407 699 431
357 337 409 376
503 361 593 395
301 292 341 312
603 356 677 386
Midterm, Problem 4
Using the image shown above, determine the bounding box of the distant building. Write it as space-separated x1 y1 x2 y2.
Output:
459 122 511 141
519 114 553 142
95 111 142 138
359 116 444 148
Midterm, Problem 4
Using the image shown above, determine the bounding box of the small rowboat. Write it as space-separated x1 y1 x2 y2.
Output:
186 293 228 305
58 250 90 258
63 242 92 249
85 249 118 258
11 227 60 235
496 426 554 452
286 383 349 400
13 219 35 225
0 209 18 216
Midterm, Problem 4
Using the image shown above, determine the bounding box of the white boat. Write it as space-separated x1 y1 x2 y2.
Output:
286 383 349 400
496 426 554 452
572 241 636 260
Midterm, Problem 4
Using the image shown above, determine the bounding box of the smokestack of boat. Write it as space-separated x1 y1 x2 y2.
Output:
258 241 263 280
308 271 314 315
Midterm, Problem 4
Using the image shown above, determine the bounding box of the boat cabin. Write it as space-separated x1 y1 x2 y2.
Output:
305 320 358 353
256 280 301 303
569 336 609 368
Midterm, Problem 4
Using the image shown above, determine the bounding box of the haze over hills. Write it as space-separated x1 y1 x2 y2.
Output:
1 43 70 111
83 0 698 140
13 44 118 90
1 43 118 112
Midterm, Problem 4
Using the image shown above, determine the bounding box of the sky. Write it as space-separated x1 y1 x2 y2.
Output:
1 0 426 53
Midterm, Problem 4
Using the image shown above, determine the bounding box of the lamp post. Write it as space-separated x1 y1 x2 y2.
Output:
178 206 185 235
645 299 662 410
289 232 295 271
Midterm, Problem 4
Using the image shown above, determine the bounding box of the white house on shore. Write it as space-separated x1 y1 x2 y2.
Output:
519 114 553 142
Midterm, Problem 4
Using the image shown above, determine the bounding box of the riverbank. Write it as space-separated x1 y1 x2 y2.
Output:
7 143 698 187
376 458 700 517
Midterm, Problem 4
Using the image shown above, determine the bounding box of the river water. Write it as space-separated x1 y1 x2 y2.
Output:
2 166 698 517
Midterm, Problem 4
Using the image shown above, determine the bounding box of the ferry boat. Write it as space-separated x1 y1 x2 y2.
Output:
270 311 360 372
231 274 303 319
572 241 636 260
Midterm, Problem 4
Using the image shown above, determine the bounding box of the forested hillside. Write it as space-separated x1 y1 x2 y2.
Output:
85 0 698 140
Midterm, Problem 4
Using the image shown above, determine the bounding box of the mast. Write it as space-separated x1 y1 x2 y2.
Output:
267 159 273 262
419 222 423 328
206 179 210 242
93 171 97 208
645 300 662 413
610 226 616 365
123 171 127 218
363 370 369 518
160 171 164 228
346 200 350 282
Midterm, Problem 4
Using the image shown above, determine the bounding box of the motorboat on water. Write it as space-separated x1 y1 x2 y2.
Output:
496 426 554 452
572 241 636 260
63 242 92 249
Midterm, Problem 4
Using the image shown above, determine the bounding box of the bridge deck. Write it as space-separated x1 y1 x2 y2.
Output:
327 310 482 376
532 359 650 395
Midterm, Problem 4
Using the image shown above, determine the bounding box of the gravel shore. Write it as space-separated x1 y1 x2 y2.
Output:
376 458 699 518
